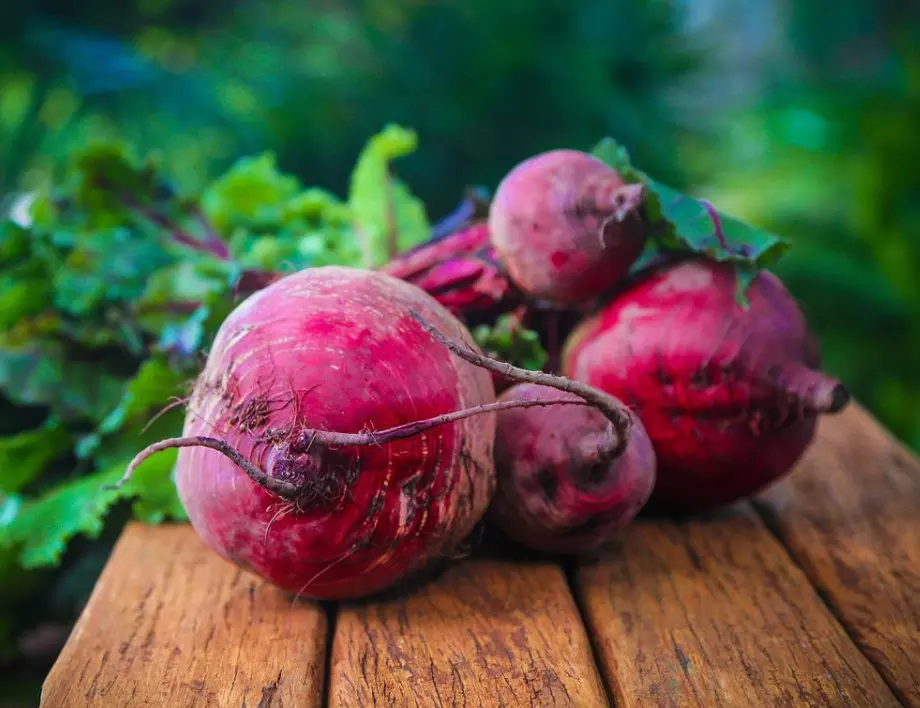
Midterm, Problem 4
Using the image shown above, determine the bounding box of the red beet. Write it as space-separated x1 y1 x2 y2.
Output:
117 266 510 600
488 149 647 306
489 383 656 554
562 257 851 511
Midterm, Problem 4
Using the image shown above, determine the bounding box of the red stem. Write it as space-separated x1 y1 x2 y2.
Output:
699 199 730 252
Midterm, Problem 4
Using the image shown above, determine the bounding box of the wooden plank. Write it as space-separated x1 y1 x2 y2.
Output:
41 523 328 708
575 505 899 708
757 403 920 705
330 559 609 707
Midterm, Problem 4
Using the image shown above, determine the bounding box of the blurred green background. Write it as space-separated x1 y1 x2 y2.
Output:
1 0 918 702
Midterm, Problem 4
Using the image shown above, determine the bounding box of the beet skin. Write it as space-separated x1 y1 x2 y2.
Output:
172 266 498 600
563 257 850 511
489 383 656 554
488 149 647 306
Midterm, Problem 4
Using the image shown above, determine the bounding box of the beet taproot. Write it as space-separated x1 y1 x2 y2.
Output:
112 267 506 600
562 256 850 511
488 149 647 306
489 383 656 554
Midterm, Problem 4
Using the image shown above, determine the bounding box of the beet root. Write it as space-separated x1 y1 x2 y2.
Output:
488 383 656 554
488 149 647 306
121 267 505 600
562 257 850 511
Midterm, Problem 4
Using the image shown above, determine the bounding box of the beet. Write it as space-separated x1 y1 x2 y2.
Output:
562 257 851 511
488 149 647 306
488 383 656 554
114 267 508 600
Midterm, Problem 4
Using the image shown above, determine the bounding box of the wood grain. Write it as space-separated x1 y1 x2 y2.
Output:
574 505 899 708
329 559 609 707
41 523 328 708
757 403 920 705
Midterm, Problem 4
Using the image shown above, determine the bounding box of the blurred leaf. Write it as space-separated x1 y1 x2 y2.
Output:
473 314 548 371
0 339 125 423
202 152 300 234
0 424 71 494
348 124 430 267
97 358 187 437
71 141 170 222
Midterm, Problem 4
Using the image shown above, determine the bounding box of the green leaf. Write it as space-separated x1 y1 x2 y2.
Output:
98 358 188 437
202 152 301 234
69 141 172 227
52 227 176 317
0 423 71 494
472 314 549 371
348 124 430 267
0 448 184 568
0 339 126 423
591 137 791 270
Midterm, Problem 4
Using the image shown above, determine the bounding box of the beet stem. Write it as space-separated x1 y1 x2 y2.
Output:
105 435 301 497
408 310 633 457
110 400 592 501
591 183 646 249
699 199 730 252
293 397 594 450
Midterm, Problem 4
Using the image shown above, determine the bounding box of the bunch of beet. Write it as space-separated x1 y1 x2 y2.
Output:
115 147 849 601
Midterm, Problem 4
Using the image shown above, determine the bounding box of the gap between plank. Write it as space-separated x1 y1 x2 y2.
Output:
320 601 337 708
751 499 909 708
563 559 617 708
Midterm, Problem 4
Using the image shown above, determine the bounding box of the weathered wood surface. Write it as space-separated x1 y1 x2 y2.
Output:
41 402 920 708
574 504 899 708
330 559 608 706
758 404 920 706
40 524 328 708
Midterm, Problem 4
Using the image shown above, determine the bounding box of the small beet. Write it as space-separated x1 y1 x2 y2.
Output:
489 383 656 554
562 256 850 511
488 149 647 306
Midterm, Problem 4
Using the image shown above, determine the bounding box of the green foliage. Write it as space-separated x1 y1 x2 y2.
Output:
0 124 424 571
473 314 549 373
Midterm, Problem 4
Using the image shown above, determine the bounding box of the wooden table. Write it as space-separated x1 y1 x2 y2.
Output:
41 404 920 707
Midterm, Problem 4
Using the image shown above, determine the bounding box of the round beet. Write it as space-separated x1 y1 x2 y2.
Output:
489 383 656 554
120 267 501 600
488 149 647 306
563 257 850 511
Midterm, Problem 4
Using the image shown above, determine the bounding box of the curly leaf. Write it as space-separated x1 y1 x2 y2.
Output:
348 124 430 267
0 449 184 568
